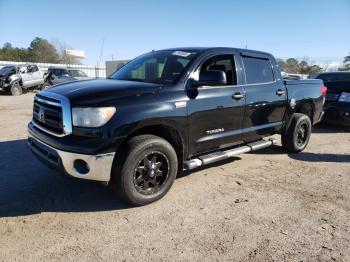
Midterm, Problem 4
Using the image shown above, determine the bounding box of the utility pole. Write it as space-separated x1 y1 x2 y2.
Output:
99 37 105 64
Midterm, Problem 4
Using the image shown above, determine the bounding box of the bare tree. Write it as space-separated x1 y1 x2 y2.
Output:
51 39 82 64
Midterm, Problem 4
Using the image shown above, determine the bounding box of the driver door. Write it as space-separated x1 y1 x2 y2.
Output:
19 66 33 87
30 65 44 86
187 54 245 156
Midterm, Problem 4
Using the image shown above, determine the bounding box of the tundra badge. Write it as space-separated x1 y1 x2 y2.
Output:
206 128 224 134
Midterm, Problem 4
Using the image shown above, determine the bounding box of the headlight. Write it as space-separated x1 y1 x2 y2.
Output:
338 92 350 103
72 107 116 127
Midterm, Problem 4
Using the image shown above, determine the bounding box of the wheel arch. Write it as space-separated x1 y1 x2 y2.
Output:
282 100 315 133
117 124 186 173
294 101 315 124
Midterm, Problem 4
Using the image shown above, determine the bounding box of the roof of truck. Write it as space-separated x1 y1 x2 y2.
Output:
160 47 272 56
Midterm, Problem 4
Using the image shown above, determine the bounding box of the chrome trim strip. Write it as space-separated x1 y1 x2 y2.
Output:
34 91 73 136
32 119 66 137
197 121 283 143
28 132 115 182
34 96 61 107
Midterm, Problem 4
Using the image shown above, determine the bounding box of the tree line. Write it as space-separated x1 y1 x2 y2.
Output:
278 53 350 75
0 37 80 64
277 58 322 75
1 38 349 72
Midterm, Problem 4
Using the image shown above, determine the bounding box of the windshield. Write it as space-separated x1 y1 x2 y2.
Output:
0 66 16 76
109 50 198 84
69 70 88 77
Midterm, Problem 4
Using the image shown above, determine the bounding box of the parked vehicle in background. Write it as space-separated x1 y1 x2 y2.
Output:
0 64 44 95
67 69 91 80
281 71 303 80
42 67 78 89
316 71 350 127
28 47 326 206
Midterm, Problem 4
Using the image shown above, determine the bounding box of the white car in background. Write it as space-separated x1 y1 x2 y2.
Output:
0 64 44 95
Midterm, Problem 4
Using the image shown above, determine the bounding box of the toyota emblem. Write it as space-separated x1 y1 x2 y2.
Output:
38 106 45 122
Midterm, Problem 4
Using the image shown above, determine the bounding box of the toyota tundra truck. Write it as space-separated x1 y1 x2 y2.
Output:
27 47 326 206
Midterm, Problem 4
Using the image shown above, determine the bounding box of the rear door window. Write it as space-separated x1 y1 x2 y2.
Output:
242 56 274 84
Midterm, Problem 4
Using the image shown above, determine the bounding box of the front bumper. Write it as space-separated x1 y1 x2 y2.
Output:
28 132 115 182
0 82 9 92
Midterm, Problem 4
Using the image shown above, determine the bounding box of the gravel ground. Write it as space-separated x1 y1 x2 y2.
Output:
0 93 349 262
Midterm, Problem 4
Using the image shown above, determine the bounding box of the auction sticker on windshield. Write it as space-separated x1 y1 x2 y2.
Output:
172 51 192 57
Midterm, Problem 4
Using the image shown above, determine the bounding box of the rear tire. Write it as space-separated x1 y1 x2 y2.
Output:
10 83 22 96
111 135 178 206
282 113 312 153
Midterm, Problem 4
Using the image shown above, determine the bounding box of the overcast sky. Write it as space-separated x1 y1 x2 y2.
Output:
0 0 349 64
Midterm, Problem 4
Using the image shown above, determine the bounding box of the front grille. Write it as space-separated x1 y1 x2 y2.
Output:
326 94 339 101
33 100 63 134
32 93 72 137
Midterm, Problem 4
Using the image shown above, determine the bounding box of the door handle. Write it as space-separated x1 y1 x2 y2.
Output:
232 92 244 100
276 89 285 96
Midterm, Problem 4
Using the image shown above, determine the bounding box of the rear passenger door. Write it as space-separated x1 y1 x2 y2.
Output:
240 54 287 141
19 66 33 88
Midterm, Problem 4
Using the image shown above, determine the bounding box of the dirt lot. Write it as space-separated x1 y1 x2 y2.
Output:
0 93 349 261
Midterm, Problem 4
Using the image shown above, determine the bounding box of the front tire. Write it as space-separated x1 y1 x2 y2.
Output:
111 135 178 206
282 113 312 152
10 83 23 96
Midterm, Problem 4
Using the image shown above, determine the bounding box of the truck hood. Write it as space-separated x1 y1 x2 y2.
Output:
45 79 161 105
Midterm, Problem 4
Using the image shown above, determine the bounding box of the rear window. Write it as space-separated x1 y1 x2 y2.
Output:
51 68 69 76
243 56 274 84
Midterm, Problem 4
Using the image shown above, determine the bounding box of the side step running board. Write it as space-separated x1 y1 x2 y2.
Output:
183 138 277 170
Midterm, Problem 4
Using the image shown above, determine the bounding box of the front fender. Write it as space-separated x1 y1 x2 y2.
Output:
9 74 21 85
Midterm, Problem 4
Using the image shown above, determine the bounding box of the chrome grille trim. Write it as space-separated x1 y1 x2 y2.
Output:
32 92 72 137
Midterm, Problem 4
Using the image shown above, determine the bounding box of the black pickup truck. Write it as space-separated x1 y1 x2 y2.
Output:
315 72 350 127
28 47 326 205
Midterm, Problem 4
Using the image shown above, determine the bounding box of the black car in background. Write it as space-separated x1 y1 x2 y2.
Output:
42 67 78 89
316 72 350 127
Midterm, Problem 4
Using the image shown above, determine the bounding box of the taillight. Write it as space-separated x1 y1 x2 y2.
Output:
321 85 327 97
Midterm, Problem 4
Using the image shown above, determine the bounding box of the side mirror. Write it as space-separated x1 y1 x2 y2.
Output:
193 70 227 87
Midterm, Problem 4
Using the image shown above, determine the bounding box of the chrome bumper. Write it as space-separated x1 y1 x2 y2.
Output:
28 133 115 182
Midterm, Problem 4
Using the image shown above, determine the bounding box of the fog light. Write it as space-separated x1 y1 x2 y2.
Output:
73 159 90 175
345 112 350 117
